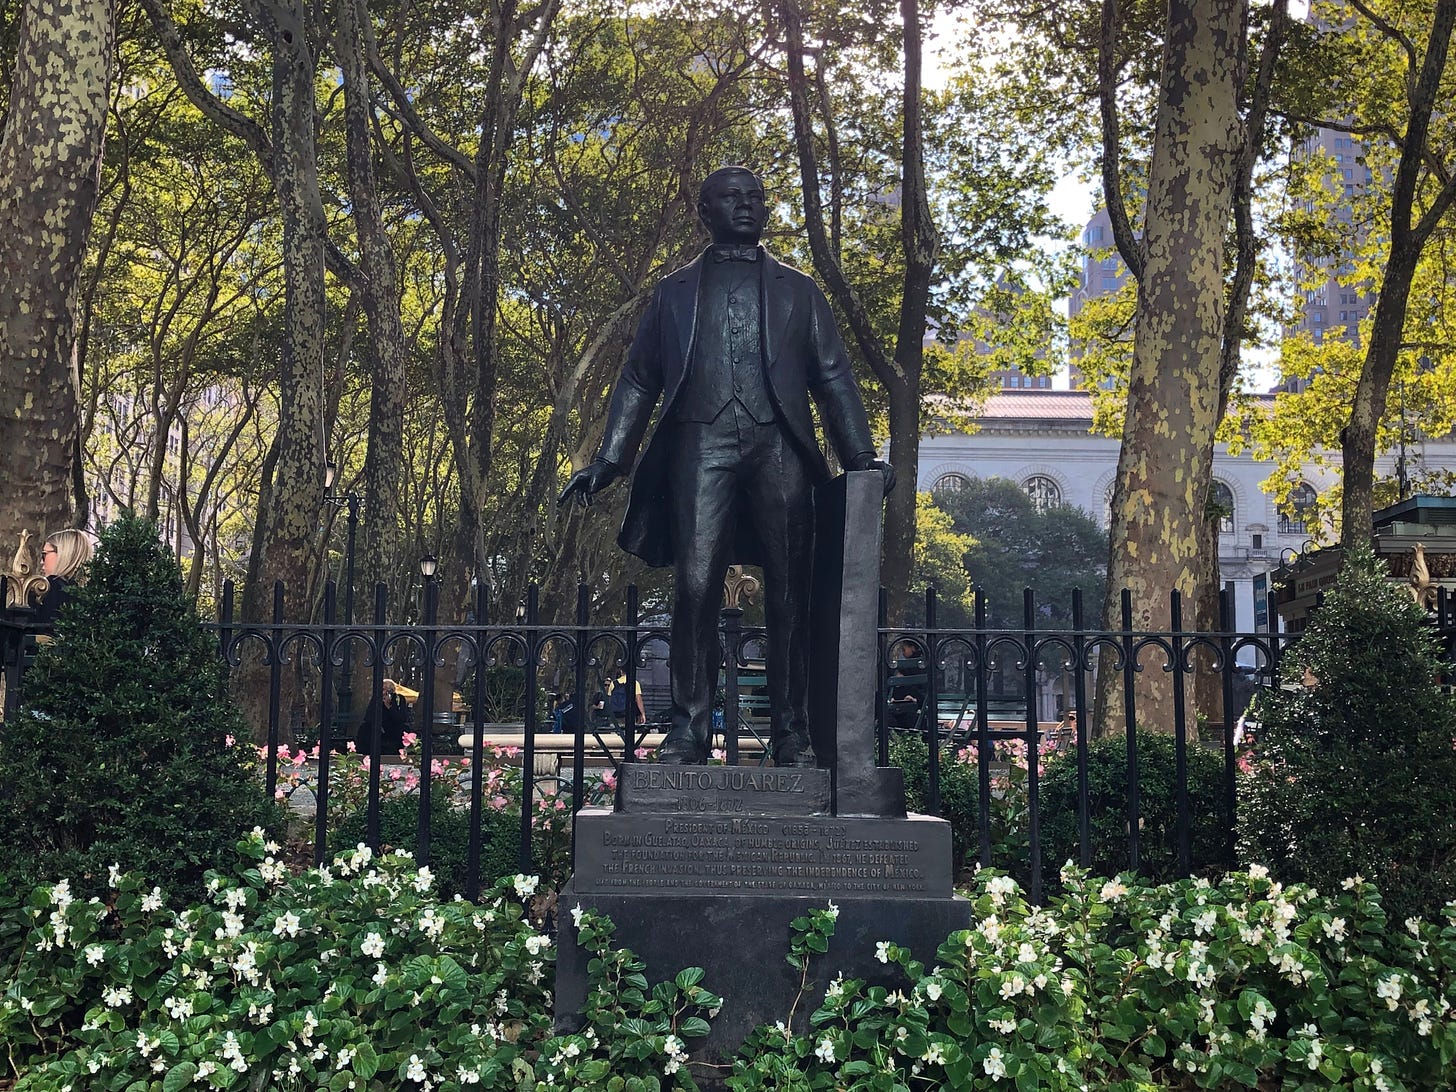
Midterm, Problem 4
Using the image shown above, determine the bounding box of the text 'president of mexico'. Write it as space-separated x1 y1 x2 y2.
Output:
560 166 893 767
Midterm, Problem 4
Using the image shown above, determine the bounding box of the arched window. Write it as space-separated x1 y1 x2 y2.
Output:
1209 480 1235 534
1279 482 1318 534
933 472 971 495
1023 475 1062 512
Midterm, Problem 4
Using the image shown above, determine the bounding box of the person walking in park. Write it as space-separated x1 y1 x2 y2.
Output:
357 678 411 757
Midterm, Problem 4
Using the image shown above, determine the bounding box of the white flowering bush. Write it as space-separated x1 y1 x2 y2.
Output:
531 907 721 1090
0 829 554 1090
728 867 1456 1090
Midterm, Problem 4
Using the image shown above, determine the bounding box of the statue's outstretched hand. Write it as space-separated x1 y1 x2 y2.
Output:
849 454 896 496
558 458 623 509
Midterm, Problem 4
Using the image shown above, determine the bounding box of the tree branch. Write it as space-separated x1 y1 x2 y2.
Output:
1098 0 1144 280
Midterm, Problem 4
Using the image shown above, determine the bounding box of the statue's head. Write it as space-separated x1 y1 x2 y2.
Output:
698 166 767 246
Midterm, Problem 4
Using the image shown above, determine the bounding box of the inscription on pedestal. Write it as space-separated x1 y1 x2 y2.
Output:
574 809 952 898
616 763 831 816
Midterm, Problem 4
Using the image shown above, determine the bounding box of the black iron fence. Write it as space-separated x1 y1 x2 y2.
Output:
8 577 1455 901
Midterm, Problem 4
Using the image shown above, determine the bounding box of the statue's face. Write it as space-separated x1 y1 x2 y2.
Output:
698 171 767 244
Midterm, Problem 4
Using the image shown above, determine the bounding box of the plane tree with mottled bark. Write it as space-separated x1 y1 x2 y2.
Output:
0 0 117 556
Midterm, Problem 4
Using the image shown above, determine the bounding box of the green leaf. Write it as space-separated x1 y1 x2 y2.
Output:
163 1062 197 1092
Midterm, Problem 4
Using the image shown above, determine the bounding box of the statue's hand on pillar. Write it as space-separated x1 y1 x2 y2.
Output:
557 458 623 509
849 453 896 496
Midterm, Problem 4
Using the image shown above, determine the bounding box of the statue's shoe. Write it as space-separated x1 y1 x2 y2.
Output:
657 735 709 765
770 731 816 768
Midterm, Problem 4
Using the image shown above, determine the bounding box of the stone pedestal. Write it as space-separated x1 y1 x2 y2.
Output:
556 773 971 1058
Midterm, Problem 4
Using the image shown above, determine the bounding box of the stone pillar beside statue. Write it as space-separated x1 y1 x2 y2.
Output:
555 472 971 1059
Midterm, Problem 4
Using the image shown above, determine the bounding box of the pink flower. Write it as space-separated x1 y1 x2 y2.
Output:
274 789 286 800
402 732 418 748
602 770 617 789
310 745 321 759
225 734 236 747
291 752 307 767
634 747 650 760
346 741 357 753
711 748 726 762
490 795 508 809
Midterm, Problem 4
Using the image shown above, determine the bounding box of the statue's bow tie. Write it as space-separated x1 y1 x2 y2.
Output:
711 245 760 263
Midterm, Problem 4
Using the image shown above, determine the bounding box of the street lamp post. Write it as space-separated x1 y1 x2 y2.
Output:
324 460 363 721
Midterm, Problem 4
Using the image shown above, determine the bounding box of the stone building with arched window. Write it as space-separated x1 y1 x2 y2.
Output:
916 390 1456 635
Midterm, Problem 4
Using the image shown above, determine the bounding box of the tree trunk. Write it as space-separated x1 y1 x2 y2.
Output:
779 0 938 620
236 0 329 740
335 0 406 598
1339 3 1456 542
0 0 115 553
1099 0 1246 736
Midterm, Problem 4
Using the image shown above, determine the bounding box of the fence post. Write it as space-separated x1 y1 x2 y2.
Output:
1170 590 1191 878
315 582 337 866
925 586 940 817
417 575 439 866
1071 588 1090 869
721 603 742 765
1218 586 1237 869
974 589 992 868
1022 588 1041 904
265 582 285 806
572 583 589 836
1121 588 1141 872
518 585 539 873
465 580 489 902
876 587 889 767
625 585 639 763
366 583 387 852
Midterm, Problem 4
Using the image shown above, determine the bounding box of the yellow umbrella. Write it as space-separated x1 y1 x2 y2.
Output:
392 683 420 703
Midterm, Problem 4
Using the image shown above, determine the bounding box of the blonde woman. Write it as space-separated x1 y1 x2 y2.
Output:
37 528 93 624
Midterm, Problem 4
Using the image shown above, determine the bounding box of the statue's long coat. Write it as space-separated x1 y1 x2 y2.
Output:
595 248 876 568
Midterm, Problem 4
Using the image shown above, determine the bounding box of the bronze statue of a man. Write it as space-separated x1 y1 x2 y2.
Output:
560 167 892 766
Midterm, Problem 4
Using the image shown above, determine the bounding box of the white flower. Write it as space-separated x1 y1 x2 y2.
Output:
51 880 73 910
1376 974 1402 1009
361 932 385 958
1193 909 1217 935
1246 864 1269 880
373 963 389 986
140 887 164 913
525 933 551 955
273 911 301 937
513 875 539 900
986 875 1018 904
989 1018 1016 1034
875 940 892 964
825 900 839 920
83 944 105 966
221 1030 248 1073
923 979 943 1001
1322 917 1347 941
921 1041 945 1066
457 1066 481 1084
418 908 445 939
102 986 133 1008
663 1034 689 1075
1016 942 1038 964
814 1036 836 1063
984 1046 1007 1079
107 864 122 888
571 904 585 928
1341 874 1364 890
1099 880 1128 902
414 866 434 893
999 974 1026 999
405 1054 427 1082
